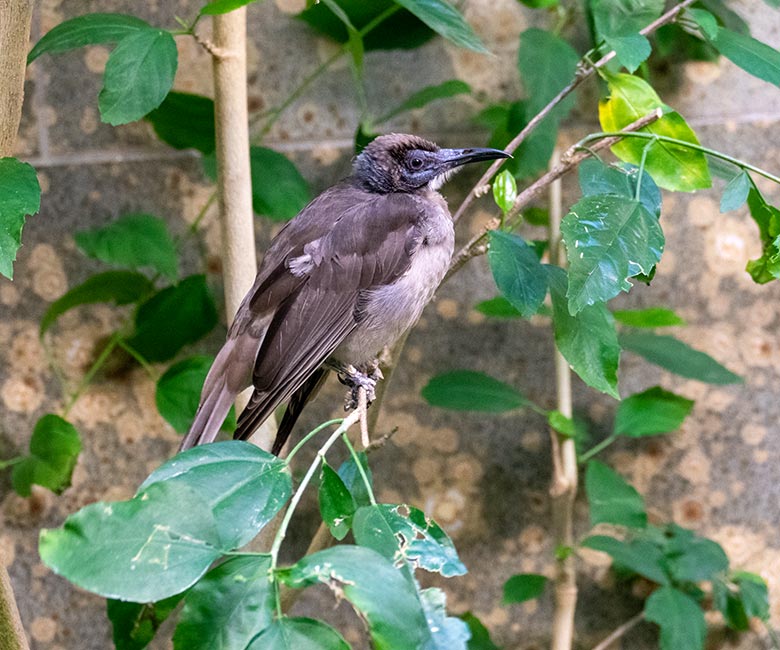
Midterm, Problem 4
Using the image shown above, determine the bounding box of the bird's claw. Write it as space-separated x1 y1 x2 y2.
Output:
338 364 379 411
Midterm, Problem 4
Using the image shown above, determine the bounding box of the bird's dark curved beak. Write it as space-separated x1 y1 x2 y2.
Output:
438 147 512 169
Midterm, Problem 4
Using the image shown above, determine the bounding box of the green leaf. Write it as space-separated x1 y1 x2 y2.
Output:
518 28 579 118
394 0 488 53
298 0 435 51
249 146 310 221
592 0 664 72
745 186 780 284
337 452 374 508
711 27 780 87
321 0 364 77
720 170 751 213
688 8 719 41
0 157 41 279
502 574 547 604
460 613 500 650
619 331 743 384
200 0 262 15
713 578 750 631
173 555 274 650
664 525 729 583
492 170 517 215
474 296 523 319
611 307 685 328
488 231 548 318
107 595 183 650
146 92 216 154
422 370 527 412
39 481 225 601
419 587 471 650
585 460 647 529
279 545 431 649
644 586 706 650
615 386 693 437
547 411 576 438
562 194 664 313
127 274 218 363
578 158 661 218
11 415 81 497
40 270 154 336
140 441 292 549
378 80 471 123
599 73 711 191
27 13 150 63
582 535 669 585
733 571 770 621
319 461 357 541
75 213 178 280
246 618 349 650
99 29 178 125
548 266 620 398
156 355 235 434
353 504 467 577
518 0 558 6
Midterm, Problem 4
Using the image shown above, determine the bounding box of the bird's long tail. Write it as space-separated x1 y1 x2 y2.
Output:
270 367 329 455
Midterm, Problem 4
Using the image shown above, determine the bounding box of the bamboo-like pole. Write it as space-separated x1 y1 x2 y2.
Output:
210 8 276 449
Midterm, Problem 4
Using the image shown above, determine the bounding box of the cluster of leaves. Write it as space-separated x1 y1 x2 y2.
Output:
39 428 470 650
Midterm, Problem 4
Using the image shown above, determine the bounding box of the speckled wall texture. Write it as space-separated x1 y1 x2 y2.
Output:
3 1 780 649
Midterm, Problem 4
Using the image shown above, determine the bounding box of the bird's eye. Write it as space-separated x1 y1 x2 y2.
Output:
409 156 424 170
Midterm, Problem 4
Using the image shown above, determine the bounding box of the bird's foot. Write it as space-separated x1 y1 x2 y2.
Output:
338 364 379 411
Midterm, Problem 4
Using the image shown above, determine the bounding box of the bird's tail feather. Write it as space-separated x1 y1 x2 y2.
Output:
179 380 235 451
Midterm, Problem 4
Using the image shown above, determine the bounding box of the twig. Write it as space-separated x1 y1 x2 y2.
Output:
444 109 662 283
591 613 644 650
451 0 696 224
0 549 29 650
0 0 33 158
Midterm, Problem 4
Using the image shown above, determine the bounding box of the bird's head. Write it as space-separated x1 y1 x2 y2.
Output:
354 133 510 194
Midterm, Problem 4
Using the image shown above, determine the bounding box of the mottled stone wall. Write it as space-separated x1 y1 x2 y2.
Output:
3 1 780 649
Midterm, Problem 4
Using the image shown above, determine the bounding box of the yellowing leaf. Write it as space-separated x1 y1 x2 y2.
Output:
599 73 711 192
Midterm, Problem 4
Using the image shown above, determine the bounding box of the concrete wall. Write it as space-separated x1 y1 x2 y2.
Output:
3 0 780 648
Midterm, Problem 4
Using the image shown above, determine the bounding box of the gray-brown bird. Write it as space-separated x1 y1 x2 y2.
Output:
180 133 509 454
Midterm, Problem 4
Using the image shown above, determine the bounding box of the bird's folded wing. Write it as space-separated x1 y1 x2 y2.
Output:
234 191 425 440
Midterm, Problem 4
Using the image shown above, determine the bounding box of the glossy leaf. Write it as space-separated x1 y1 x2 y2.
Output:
337 451 374 508
75 213 178 280
419 587 470 650
127 274 218 363
0 157 41 279
107 595 183 650
319 461 357 541
720 170 751 213
200 0 261 15
585 460 647 529
582 535 669 585
460 613 500 650
146 92 216 154
156 355 235 434
353 504 466 577
422 370 527 412
298 0 434 51
548 411 576 438
173 555 274 650
611 307 684 328
503 574 547 604
246 618 349 650
40 271 154 336
488 231 548 318
599 73 711 191
250 146 310 221
474 296 522 319
27 13 150 63
39 481 225 602
11 415 81 497
99 29 178 125
562 194 664 313
548 266 620 398
645 586 706 650
394 0 488 53
378 80 471 123
492 170 517 214
140 441 292 549
615 386 693 437
711 27 780 87
279 545 431 650
578 158 661 218
619 331 743 384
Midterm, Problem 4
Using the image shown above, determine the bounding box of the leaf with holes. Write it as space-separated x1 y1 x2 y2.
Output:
0 157 41 279
319 461 357 541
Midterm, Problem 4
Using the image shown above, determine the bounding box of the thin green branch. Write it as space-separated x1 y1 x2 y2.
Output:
0 457 24 471
341 433 376 506
62 332 121 417
116 339 158 381
285 418 344 463
635 138 656 201
578 434 618 464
